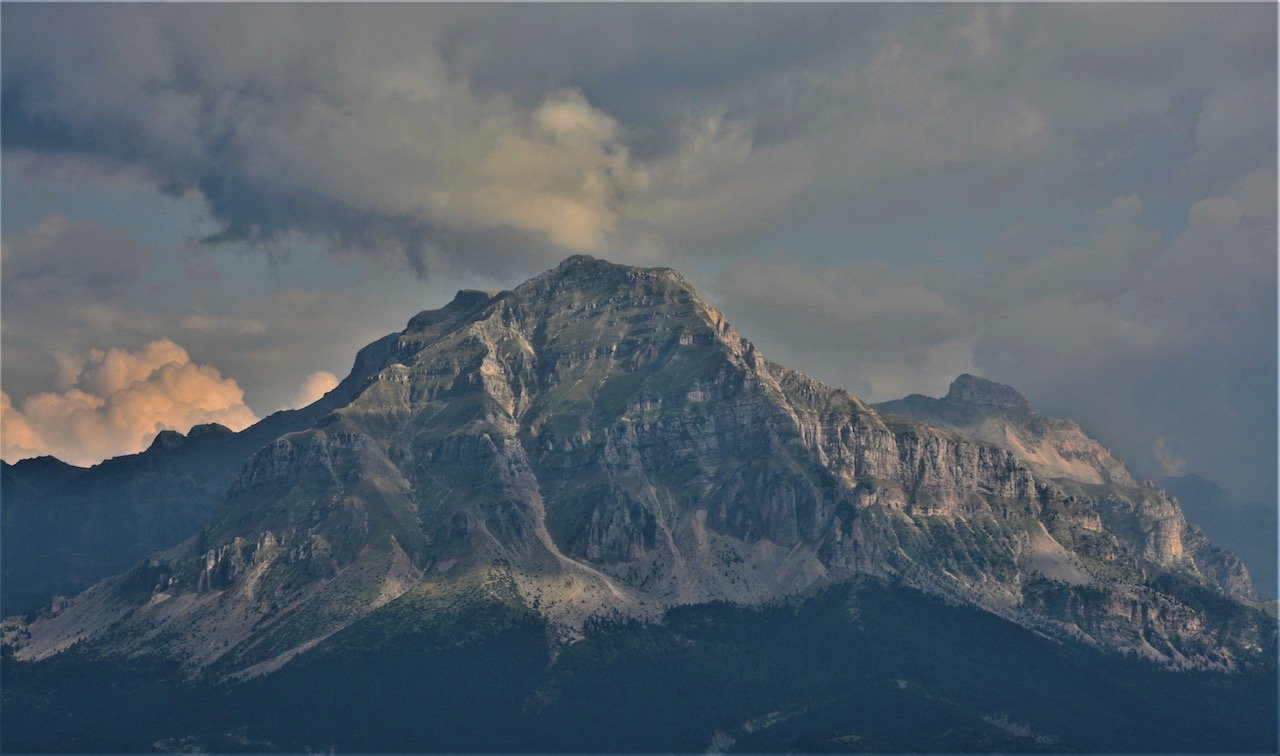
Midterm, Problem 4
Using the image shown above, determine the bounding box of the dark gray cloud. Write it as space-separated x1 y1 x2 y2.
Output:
716 170 1276 502
11 4 1269 272
974 172 1276 502
1 3 1275 502
1 4 827 273
712 259 979 403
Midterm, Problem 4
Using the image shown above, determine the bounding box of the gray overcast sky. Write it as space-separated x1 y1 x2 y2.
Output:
1 3 1275 502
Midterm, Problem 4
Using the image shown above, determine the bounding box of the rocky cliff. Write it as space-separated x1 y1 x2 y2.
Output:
5 256 1270 675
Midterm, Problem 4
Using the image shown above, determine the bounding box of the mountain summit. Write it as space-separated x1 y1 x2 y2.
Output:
945 374 1032 411
4 256 1268 680
877 374 1137 487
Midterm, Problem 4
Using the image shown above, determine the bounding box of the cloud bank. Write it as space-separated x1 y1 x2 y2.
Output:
1 4 815 277
1 4 1274 502
1 340 257 466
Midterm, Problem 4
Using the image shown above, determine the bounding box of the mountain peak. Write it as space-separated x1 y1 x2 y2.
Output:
877 374 1137 488
944 374 1030 411
447 289 504 310
539 253 617 282
147 429 186 452
529 255 688 291
556 253 602 269
187 422 233 439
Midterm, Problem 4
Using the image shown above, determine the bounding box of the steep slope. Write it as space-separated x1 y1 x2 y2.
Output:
0 331 400 617
5 256 1269 677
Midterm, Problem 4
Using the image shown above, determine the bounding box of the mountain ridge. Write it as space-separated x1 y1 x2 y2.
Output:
3 256 1269 680
876 374 1136 487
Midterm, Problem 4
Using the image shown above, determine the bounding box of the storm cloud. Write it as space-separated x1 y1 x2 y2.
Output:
1 4 1275 503
1 4 821 275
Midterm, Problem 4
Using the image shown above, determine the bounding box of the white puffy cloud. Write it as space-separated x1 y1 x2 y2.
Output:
0 392 44 462
0 339 258 466
291 371 339 409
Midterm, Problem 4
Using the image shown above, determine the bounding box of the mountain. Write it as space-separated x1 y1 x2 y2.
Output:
0 334 399 617
1 431 229 618
2 256 1274 752
876 378 1273 599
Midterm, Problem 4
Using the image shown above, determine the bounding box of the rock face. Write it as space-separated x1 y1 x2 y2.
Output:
5 256 1270 675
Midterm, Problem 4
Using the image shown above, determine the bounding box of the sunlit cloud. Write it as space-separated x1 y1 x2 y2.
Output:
290 370 339 409
0 339 257 465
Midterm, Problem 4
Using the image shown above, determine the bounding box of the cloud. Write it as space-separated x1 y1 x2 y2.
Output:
159 288 423 414
0 215 424 418
716 168 1275 501
0 5 817 274
1 3 1274 502
2 216 159 401
0 339 258 466
1 215 153 296
291 371 339 409
1152 437 1187 477
4 4 1273 280
972 170 1276 500
0 392 44 461
3 282 408 423
714 259 976 400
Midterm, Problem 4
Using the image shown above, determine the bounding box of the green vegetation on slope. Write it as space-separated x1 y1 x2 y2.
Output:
4 579 1274 753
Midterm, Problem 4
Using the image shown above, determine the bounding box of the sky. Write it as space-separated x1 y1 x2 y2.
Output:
1 3 1275 503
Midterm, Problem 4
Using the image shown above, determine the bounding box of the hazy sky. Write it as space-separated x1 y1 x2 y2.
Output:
1 4 1275 502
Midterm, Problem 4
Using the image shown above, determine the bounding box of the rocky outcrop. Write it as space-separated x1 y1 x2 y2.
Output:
946 374 1033 411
